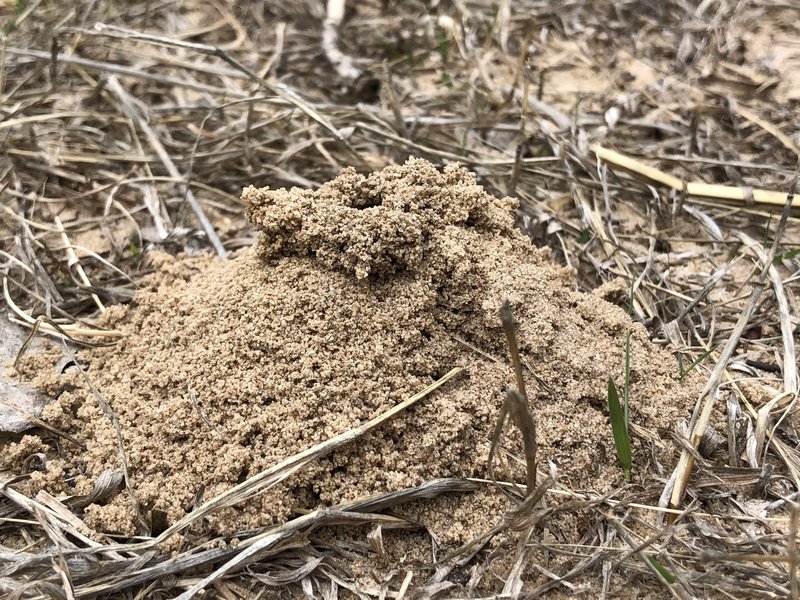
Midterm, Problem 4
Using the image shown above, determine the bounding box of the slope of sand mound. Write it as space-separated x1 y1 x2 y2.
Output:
11 158 695 540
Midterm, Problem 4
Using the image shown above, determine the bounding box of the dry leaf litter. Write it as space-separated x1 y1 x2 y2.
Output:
7 158 698 548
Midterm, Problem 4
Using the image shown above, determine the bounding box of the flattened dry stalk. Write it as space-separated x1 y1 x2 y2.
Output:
0 373 467 598
592 145 800 210
491 301 537 496
176 499 448 598
397 570 414 600
502 524 534 597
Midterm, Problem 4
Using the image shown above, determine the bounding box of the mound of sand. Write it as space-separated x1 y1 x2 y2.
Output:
9 158 695 541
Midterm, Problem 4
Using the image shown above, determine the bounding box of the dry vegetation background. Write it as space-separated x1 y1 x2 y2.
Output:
1 0 800 598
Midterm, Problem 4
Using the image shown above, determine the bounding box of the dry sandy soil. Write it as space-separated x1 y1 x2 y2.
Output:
1 1 799 599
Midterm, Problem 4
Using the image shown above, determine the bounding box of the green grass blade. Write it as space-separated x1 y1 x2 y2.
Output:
623 332 631 430
607 378 632 480
762 212 773 247
774 247 800 263
679 344 718 381
646 553 676 584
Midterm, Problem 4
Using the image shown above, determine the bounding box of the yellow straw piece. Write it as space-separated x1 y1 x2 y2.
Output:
591 144 797 210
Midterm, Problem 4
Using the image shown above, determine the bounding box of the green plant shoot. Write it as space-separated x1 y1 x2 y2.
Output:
623 332 631 430
646 554 676 584
607 378 632 480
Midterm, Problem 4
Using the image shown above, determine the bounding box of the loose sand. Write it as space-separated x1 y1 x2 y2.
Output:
8 158 697 552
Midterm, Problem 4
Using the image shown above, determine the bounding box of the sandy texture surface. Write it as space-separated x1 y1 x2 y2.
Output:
0 319 48 433
11 159 696 546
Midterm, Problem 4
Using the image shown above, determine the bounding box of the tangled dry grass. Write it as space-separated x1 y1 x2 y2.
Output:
1 0 799 598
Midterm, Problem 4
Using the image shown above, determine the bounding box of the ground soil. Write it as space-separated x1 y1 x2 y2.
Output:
2 2 797 597
8 159 698 561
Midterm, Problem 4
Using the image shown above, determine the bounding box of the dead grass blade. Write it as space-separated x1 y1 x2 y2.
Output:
592 145 799 210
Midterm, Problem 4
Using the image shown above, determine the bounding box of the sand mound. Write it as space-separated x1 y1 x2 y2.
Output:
14 158 695 540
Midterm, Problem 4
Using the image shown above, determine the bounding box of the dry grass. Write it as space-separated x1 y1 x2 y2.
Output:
1 0 799 597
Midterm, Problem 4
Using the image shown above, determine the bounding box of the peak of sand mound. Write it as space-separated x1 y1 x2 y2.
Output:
11 158 695 545
245 158 518 281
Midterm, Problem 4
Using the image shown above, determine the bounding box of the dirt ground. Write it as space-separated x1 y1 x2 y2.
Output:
1 1 799 599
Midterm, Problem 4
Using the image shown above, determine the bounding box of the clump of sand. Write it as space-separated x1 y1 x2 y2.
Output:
13 158 695 541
